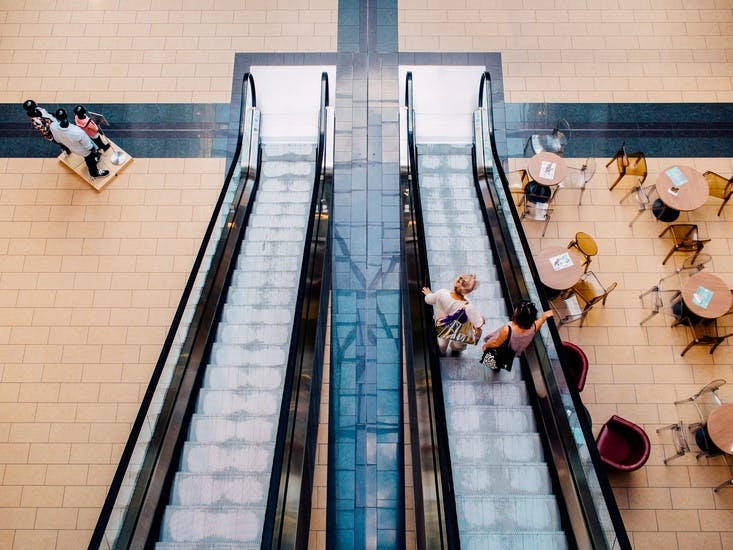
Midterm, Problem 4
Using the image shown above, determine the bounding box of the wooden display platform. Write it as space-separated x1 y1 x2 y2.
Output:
58 139 133 192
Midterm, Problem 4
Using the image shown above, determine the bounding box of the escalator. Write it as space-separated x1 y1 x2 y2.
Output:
90 71 333 549
418 142 566 547
401 70 631 549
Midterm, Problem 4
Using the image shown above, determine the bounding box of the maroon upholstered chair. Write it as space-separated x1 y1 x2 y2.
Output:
561 341 588 393
595 415 650 472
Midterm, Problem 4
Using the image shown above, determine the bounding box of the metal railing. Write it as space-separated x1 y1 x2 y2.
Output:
400 70 461 550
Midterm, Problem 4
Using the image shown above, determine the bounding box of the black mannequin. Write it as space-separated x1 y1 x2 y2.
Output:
22 99 71 155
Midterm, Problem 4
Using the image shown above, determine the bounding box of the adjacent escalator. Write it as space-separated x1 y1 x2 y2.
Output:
90 72 332 549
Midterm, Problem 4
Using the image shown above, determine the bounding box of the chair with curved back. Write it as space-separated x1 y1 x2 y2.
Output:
520 181 555 237
679 318 733 357
702 170 733 216
561 157 596 205
573 270 617 318
551 271 618 327
656 421 723 464
561 341 588 393
607 142 648 192
596 415 651 472
658 224 710 266
504 167 531 208
621 177 657 227
524 118 571 157
674 378 726 423
639 286 682 325
638 253 710 326
567 231 598 273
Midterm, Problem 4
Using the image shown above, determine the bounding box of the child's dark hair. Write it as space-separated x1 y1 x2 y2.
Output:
512 300 537 329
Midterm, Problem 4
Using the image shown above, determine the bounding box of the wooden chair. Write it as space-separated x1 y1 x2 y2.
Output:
702 170 733 216
505 168 530 208
658 224 710 266
551 271 617 326
607 142 648 191
679 318 732 356
567 231 598 273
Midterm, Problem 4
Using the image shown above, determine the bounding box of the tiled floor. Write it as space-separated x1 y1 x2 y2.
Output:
519 154 733 549
1 1 733 549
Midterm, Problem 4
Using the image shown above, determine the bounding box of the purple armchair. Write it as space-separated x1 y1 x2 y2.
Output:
561 341 588 393
596 415 650 472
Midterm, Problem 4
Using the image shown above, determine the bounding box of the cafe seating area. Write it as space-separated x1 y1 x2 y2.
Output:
507 148 733 520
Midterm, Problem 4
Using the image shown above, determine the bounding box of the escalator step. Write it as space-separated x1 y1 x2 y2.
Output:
449 433 545 464
187 415 277 445
440 360 524 383
229 286 297 312
456 495 563 531
451 463 553 495
207 345 287 369
446 406 538 434
442 381 532 407
261 142 316 159
215 322 291 346
245 226 306 242
202 364 284 390
460 531 568 550
220 305 292 325
179 442 273 474
158 505 263 545
196 389 281 417
168 472 272 506
251 202 309 217
231 268 300 289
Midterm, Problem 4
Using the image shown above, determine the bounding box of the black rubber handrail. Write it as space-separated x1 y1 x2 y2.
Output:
401 71 461 550
262 71 332 549
476 71 631 550
88 72 259 549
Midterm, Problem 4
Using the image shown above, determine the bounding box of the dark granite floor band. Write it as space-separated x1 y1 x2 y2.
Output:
0 103 230 158
4 100 733 159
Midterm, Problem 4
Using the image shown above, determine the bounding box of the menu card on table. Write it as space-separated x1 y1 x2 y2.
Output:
692 285 714 309
549 252 573 271
539 161 556 180
666 166 688 187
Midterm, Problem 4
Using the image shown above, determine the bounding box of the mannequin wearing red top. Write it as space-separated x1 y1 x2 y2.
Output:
73 105 110 151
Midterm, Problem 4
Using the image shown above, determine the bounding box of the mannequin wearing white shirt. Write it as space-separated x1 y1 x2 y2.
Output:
49 108 109 178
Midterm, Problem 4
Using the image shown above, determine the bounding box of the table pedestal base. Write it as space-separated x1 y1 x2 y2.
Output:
652 199 680 222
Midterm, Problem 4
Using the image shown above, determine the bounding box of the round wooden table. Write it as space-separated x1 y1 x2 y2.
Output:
535 246 585 290
682 272 732 319
653 165 709 221
527 151 568 187
707 403 733 455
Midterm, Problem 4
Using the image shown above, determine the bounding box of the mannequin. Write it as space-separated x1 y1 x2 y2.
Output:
22 99 71 155
73 105 110 151
49 108 109 179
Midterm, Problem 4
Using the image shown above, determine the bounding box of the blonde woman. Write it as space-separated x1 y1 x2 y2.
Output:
422 274 485 356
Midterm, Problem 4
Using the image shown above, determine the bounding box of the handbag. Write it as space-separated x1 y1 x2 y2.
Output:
435 307 479 345
480 326 515 371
